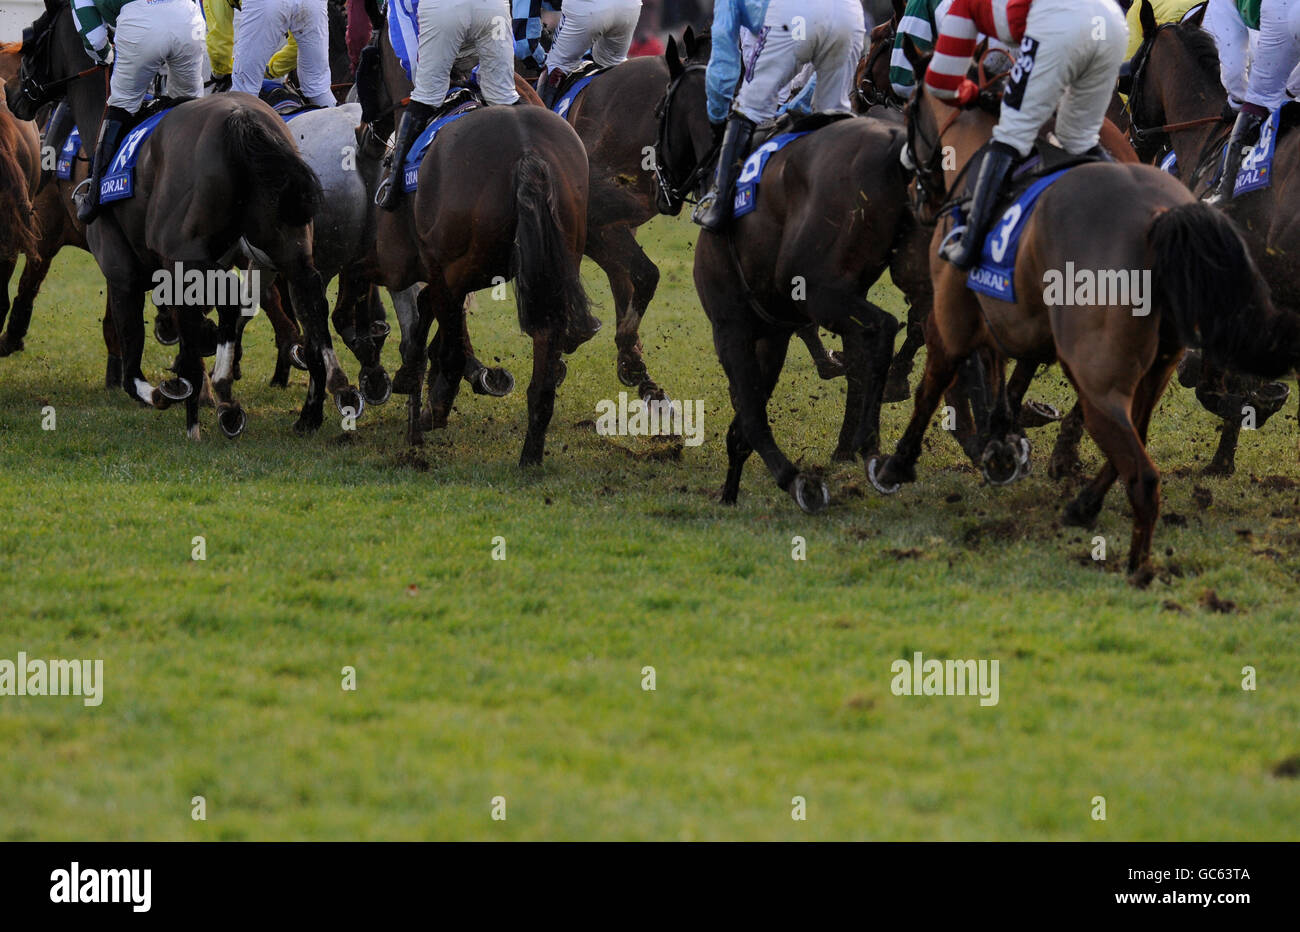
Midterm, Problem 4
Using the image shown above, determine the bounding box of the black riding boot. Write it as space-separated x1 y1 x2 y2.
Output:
77 107 130 225
376 99 435 211
1207 107 1265 205
940 141 1016 270
539 68 567 109
692 114 756 232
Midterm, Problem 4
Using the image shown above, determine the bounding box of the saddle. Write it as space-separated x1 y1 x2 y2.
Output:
259 81 316 118
552 60 607 101
746 111 855 158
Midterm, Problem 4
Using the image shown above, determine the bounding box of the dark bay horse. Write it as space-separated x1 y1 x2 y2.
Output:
868 48 1300 582
659 43 922 511
8 0 361 440
363 14 594 465
1126 0 1296 475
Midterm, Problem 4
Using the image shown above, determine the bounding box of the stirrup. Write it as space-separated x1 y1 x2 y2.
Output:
72 177 92 207
374 175 395 208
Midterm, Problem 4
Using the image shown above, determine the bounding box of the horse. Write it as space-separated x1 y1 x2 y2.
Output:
1125 0 1296 476
362 10 596 465
654 38 929 510
866 43 1300 583
7 0 362 440
0 67 42 337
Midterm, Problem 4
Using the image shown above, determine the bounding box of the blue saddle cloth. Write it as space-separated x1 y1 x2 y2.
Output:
56 126 83 180
403 103 479 193
733 132 809 218
965 169 1071 304
552 73 599 119
100 108 175 204
1228 108 1280 197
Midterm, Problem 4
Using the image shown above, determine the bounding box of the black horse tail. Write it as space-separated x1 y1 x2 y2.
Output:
0 124 38 260
221 106 322 227
1148 202 1300 378
511 153 588 339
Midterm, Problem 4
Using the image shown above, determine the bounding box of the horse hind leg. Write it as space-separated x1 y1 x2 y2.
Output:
883 298 927 402
588 224 665 401
209 301 249 439
721 331 793 504
173 309 211 441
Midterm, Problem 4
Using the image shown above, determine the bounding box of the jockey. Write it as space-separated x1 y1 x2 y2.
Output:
71 0 206 224
925 0 1128 269
514 0 562 75
204 0 298 92
694 0 867 232
376 0 523 210
1205 0 1300 203
231 0 335 108
889 0 1012 100
539 0 644 108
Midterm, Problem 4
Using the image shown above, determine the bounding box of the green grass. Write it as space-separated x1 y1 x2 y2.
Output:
1 213 1298 840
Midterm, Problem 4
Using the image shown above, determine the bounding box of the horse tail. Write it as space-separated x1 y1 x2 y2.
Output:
511 152 588 338
0 119 38 259
1148 202 1300 378
221 106 322 227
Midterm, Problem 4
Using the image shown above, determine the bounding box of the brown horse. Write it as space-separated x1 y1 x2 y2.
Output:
363 10 595 465
0 65 40 291
867 46 1299 582
656 41 924 510
7 0 360 440
1125 0 1296 475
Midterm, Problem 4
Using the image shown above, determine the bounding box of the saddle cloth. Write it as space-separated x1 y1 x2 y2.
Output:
57 126 83 180
964 168 1072 304
552 62 607 119
403 99 481 193
100 108 176 204
733 132 809 218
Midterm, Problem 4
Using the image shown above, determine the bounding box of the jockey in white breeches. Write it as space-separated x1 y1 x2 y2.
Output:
232 0 335 107
540 0 644 107
1206 0 1300 201
925 0 1127 268
71 0 206 223
693 0 866 231
377 0 522 210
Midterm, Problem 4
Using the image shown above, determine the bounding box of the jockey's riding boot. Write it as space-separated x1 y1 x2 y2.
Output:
1207 105 1266 205
77 107 130 225
692 114 756 232
940 141 1016 270
539 68 566 109
376 99 435 211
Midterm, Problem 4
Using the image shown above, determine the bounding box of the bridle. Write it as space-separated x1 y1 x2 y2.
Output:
653 63 718 211
1126 20 1230 178
11 3 106 117
856 20 903 111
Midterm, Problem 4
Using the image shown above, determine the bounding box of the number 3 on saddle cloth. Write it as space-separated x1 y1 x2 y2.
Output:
956 168 1071 304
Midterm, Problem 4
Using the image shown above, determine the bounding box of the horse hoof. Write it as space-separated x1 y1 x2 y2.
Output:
159 377 194 402
335 388 365 421
816 351 848 380
1201 460 1235 478
0 335 21 357
105 356 123 389
791 474 830 515
186 424 201 442
1019 400 1062 428
369 320 392 340
867 455 902 495
617 361 640 388
551 358 568 389
472 366 515 397
1250 381 1290 423
361 368 393 406
981 440 1021 486
289 344 310 371
294 413 323 435
1015 436 1032 473
154 317 179 346
218 404 247 439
